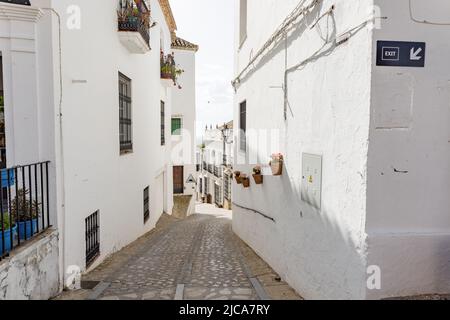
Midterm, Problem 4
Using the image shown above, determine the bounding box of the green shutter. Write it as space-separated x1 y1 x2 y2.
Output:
171 118 182 135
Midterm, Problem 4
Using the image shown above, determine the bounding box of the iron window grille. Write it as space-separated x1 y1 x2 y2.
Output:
0 162 51 260
161 101 165 146
119 72 132 153
214 183 222 207
239 101 247 152
85 211 100 268
205 177 209 194
143 186 149 223
224 172 232 201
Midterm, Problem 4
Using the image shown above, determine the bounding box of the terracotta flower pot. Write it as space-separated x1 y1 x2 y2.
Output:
234 171 242 184
242 177 250 188
161 72 172 80
252 174 263 185
270 159 283 176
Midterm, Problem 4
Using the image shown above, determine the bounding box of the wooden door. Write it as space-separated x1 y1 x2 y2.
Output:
173 166 184 194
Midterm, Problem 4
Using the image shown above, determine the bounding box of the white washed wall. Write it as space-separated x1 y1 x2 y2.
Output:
26 0 175 283
172 48 197 195
366 0 450 299
234 0 450 300
233 0 373 300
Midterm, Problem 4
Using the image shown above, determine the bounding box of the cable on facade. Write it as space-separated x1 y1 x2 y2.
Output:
232 202 276 223
408 0 450 26
232 0 322 89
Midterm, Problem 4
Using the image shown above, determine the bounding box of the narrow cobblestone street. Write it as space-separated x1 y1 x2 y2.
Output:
56 204 301 300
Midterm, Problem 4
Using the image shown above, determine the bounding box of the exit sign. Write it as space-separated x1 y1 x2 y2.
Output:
376 40 426 68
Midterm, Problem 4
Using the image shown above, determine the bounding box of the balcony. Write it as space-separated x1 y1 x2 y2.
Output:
0 161 51 260
117 0 150 54
161 52 184 88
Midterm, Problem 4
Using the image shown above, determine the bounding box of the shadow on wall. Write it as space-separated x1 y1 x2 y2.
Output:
232 156 368 300
238 1 325 86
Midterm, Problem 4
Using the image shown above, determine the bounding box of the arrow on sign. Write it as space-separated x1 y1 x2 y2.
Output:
410 47 423 61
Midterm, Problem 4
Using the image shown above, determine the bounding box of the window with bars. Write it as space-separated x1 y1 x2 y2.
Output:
224 172 232 201
119 72 132 153
143 186 149 223
85 211 100 268
239 101 247 152
215 183 222 207
161 101 165 146
171 117 182 135
199 177 203 193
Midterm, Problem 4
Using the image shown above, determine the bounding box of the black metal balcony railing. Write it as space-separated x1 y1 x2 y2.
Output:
117 0 150 48
203 161 207 171
208 164 213 174
0 161 51 260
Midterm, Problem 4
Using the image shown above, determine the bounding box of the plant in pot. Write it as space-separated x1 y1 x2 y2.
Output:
0 213 16 256
269 153 284 176
10 189 40 240
234 171 242 184
241 174 250 188
252 166 263 184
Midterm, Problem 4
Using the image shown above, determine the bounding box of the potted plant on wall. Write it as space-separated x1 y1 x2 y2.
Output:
234 171 242 184
0 213 16 256
269 153 284 176
241 174 250 188
252 166 263 184
10 189 40 240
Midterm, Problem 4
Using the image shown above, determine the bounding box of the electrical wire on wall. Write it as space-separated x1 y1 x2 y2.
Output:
408 0 450 26
232 0 322 89
42 7 67 290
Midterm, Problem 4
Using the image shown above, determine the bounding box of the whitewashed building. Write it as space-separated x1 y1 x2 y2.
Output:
171 36 198 199
233 0 450 299
0 0 186 299
198 122 233 209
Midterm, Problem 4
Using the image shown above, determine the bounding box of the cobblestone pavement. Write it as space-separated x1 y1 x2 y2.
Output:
98 206 258 300
55 204 302 300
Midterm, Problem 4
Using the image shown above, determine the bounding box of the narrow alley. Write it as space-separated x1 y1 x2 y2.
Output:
57 204 300 301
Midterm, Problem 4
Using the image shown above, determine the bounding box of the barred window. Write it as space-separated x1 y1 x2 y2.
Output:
239 101 246 152
161 101 165 145
144 186 149 223
224 172 232 201
119 72 132 153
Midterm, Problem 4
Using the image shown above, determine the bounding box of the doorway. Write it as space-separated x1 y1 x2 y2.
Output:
173 166 184 194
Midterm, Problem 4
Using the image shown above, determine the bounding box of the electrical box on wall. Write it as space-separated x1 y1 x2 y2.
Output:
301 153 322 209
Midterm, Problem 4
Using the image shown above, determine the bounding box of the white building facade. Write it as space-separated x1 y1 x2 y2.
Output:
198 123 233 210
233 0 450 299
171 36 198 198
0 0 185 299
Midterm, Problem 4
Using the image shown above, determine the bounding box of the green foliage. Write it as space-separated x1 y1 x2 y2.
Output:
10 189 40 222
1 213 15 230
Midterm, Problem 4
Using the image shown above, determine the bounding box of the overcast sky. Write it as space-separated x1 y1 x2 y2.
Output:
170 0 234 140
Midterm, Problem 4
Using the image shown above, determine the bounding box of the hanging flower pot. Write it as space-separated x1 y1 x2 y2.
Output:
241 174 250 188
252 166 263 185
269 153 284 176
234 171 242 184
